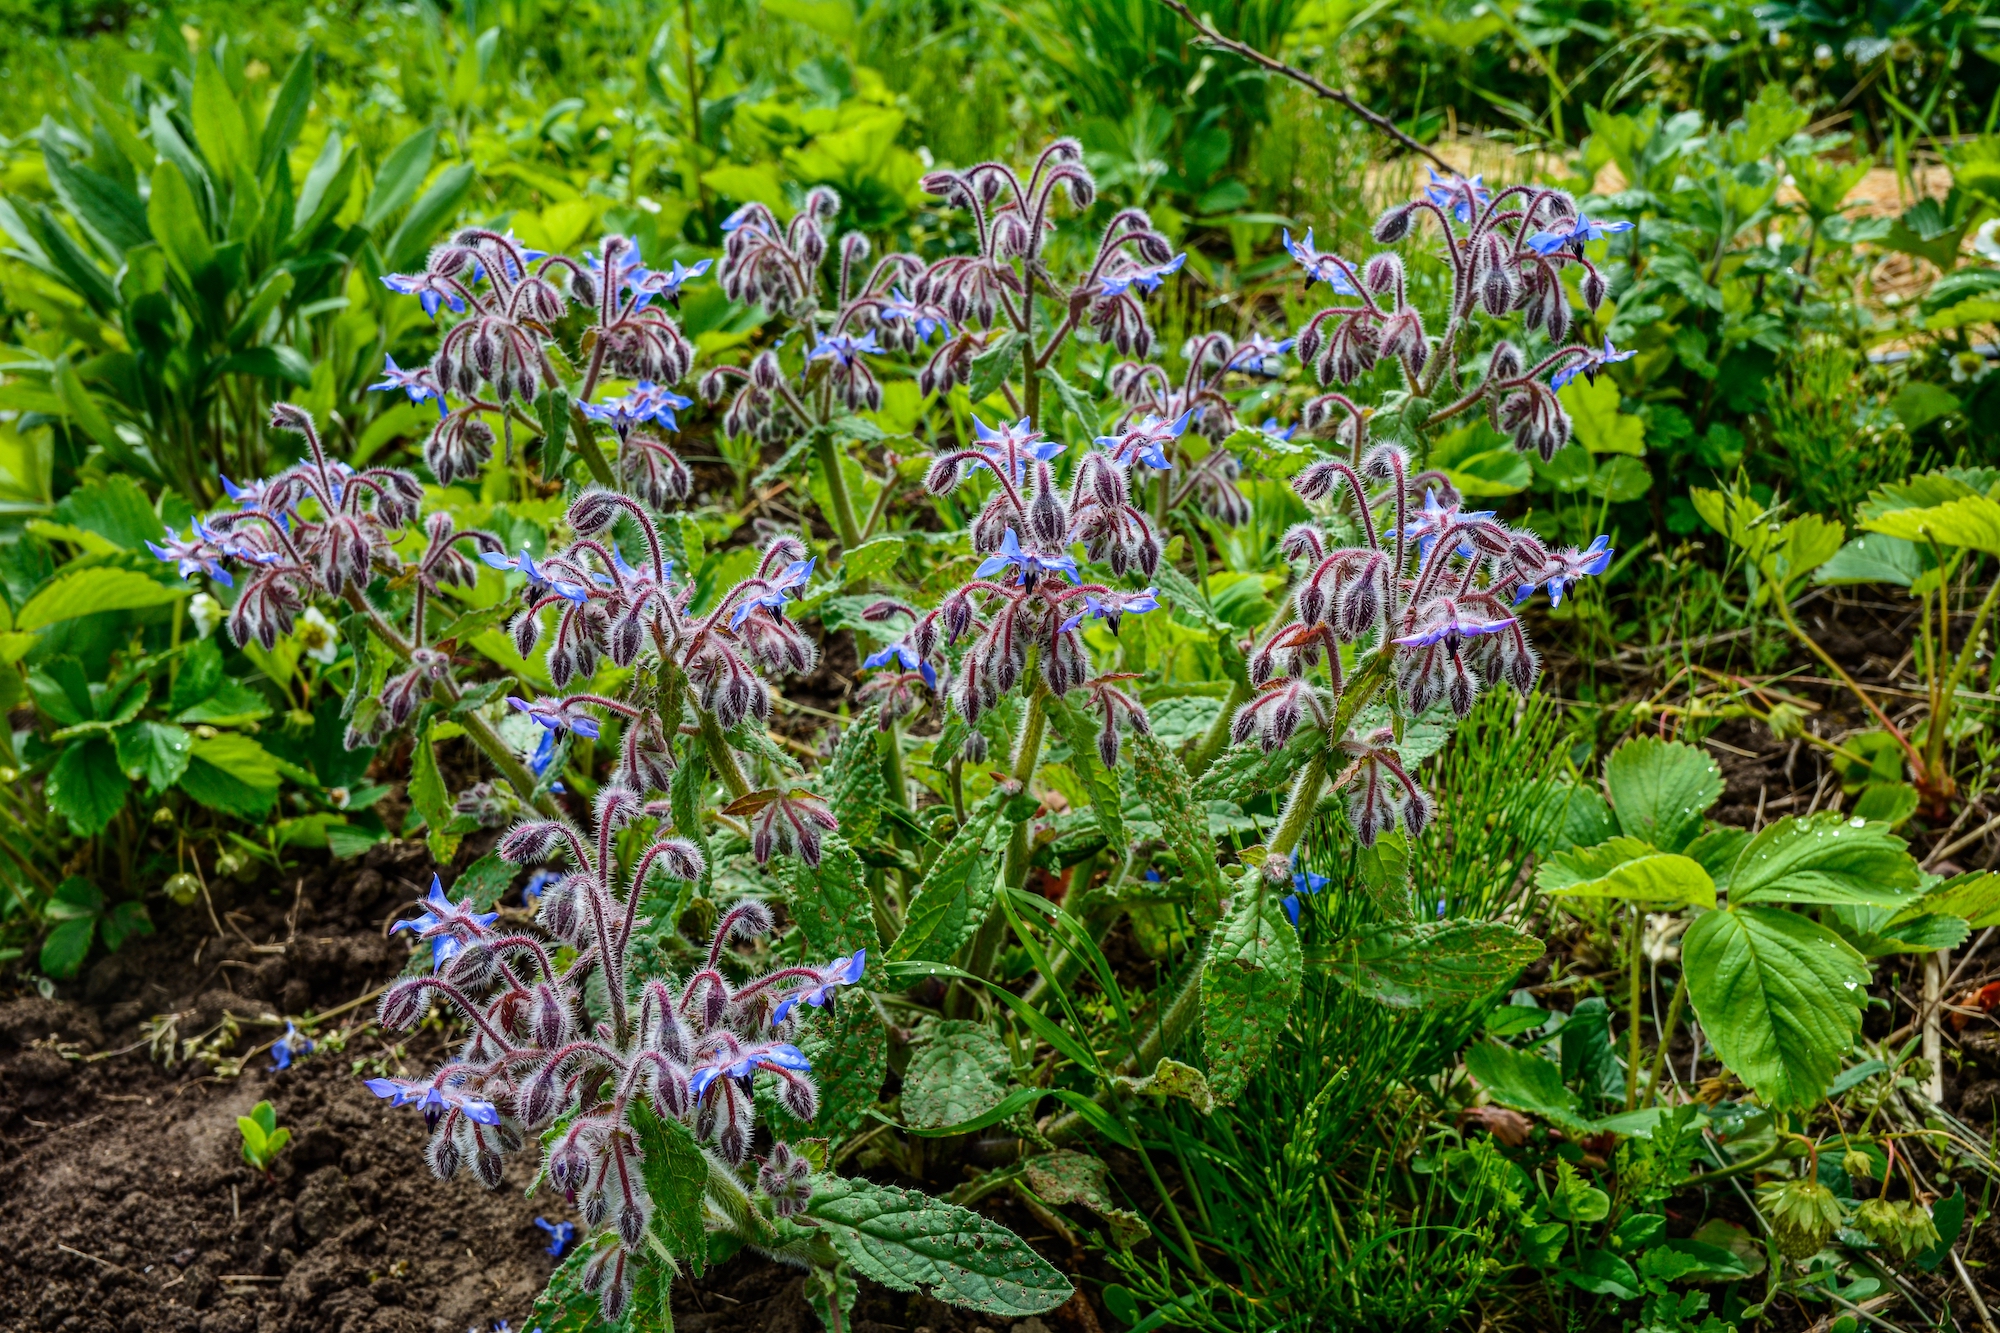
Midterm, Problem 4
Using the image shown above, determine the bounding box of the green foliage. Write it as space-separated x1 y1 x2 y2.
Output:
237 1100 290 1171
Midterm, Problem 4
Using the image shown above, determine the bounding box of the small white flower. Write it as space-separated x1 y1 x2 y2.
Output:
188 592 221 639
297 606 339 665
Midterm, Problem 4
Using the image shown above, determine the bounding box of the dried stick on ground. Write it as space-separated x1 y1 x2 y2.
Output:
1149 0 1452 172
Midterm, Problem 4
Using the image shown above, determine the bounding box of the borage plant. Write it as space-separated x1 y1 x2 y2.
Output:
145 143 1632 1331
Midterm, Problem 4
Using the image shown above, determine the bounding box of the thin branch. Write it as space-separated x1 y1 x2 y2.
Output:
1149 0 1451 172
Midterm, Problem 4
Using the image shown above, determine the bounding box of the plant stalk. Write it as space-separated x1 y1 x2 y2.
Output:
812 431 864 551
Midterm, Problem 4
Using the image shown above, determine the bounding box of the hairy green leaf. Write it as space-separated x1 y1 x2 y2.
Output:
1202 879 1302 1105
1683 905 1869 1110
782 834 878 959
902 1020 1010 1130
1047 694 1125 851
1131 731 1225 922
817 722 886 850
803 1176 1073 1316
629 1098 709 1276
788 998 888 1137
889 792 1010 963
1320 918 1544 1007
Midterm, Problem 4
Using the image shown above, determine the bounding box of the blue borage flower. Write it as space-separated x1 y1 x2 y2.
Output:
147 525 235 586
1549 336 1636 391
1060 587 1159 635
479 547 590 602
1281 228 1359 294
270 1021 313 1071
508 694 602 739
1391 599 1519 648
362 1075 502 1126
975 528 1079 588
862 640 937 689
770 949 867 1025
579 381 695 437
1526 212 1635 256
1095 410 1192 471
1514 535 1614 607
390 875 500 969
1423 170 1491 224
629 258 713 309
1259 418 1299 443
368 354 448 417
1232 334 1295 377
970 415 1064 485
381 270 466 319
688 1041 812 1099
879 286 948 341
525 729 567 794
729 557 815 629
1098 251 1185 296
521 868 562 904
1399 489 1496 562
806 330 882 369
533 1217 577 1257
1282 869 1331 928
719 204 770 235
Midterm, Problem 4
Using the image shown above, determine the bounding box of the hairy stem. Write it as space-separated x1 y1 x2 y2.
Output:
812 431 864 551
699 711 753 801
1268 648 1395 858
963 681 1050 985
1186 680 1250 780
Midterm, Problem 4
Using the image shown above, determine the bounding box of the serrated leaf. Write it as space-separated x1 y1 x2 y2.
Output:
1862 494 2000 557
1683 905 1869 1110
1130 731 1225 922
1727 812 1920 907
1535 835 1659 892
1047 695 1125 851
902 1020 1010 1129
1201 879 1301 1105
1895 870 2000 929
802 1176 1073 1316
889 793 1010 963
114 720 190 792
629 1097 709 1276
1150 562 1231 636
1546 853 1717 909
47 736 128 835
1465 1039 1590 1129
39 915 95 980
781 835 878 959
1815 533 1922 587
1193 731 1314 804
1320 918 1544 1007
1604 737 1720 852
841 535 905 585
16 566 188 631
817 722 886 850
522 1245 617 1333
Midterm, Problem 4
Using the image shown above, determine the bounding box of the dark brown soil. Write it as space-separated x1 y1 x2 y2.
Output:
0 839 1102 1333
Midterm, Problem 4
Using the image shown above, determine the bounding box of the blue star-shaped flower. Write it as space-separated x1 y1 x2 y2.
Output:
389 875 500 970
1060 587 1159 635
1282 229 1358 294
508 694 602 739
629 257 712 309
367 354 448 418
807 331 882 368
1094 410 1192 471
1392 602 1518 648
146 526 233 587
1282 869 1330 928
533 1217 577 1257
729 557 816 629
579 381 694 437
1515 535 1615 607
1232 334 1294 376
1549 336 1636 390
1423 170 1491 224
975 528 1079 589
772 949 867 1025
861 641 937 690
690 1042 812 1098
363 1076 502 1126
1099 252 1186 296
1526 212 1634 256
270 1021 313 1071
879 287 947 341
479 547 590 602
381 271 466 319
1259 418 1299 443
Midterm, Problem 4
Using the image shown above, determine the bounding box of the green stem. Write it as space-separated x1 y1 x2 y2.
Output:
963 681 1049 983
1186 678 1249 779
1687 1138 1790 1187
699 711 753 801
1646 970 1688 1109
1268 649 1394 858
1936 567 2000 758
880 718 910 811
1626 903 1644 1111
812 431 864 551
1120 1104 1208 1279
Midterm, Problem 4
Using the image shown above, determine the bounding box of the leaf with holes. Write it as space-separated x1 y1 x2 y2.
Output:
1131 731 1226 923
801 1176 1073 1316
1683 905 1869 1110
1202 879 1302 1105
902 1020 1011 1130
889 789 1018 963
818 722 887 850
782 835 878 959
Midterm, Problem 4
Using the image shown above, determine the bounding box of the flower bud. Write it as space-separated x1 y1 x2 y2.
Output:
1758 1178 1844 1261
569 489 622 537
1580 266 1608 311
1372 203 1417 243
379 980 429 1030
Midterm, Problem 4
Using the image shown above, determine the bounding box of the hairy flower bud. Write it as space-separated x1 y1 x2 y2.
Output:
379 980 429 1030
569 489 622 537
1373 203 1417 243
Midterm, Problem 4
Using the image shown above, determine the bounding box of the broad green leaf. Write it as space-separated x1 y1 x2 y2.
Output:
362 128 437 231
1816 533 1922 588
841 535 905 584
816 722 886 850
48 737 128 835
1688 827 1752 891
1319 918 1544 1006
385 162 477 271
42 141 149 259
190 55 251 180
45 876 104 920
1022 1151 1150 1248
1038 366 1101 442
1534 835 1658 892
147 162 215 283
28 655 93 726
521 1245 614 1333
784 997 887 1137
1202 879 1302 1105
1558 375 1646 456
39 915 95 980
407 725 459 862
1047 695 1125 851
902 1020 1010 1129
1604 737 1720 852
99 899 152 952
1464 1039 1589 1130
114 720 191 792
966 332 1022 404
801 1176 1073 1316
1895 870 2000 929
782 834 879 959
1852 781 1920 829
171 637 226 712
175 676 275 726
1546 854 1717 909
888 792 1012 963
1727 812 1920 907
16 566 188 630
257 49 316 179
1149 561 1231 636
1831 906 1969 957
1193 729 1315 804
1683 905 1869 1110
1130 731 1225 922
628 1098 709 1276
179 734 282 821
49 475 163 551
291 133 354 237
1863 494 2000 557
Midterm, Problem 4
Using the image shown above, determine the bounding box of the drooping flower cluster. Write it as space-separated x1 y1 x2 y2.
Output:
367 796 863 1321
